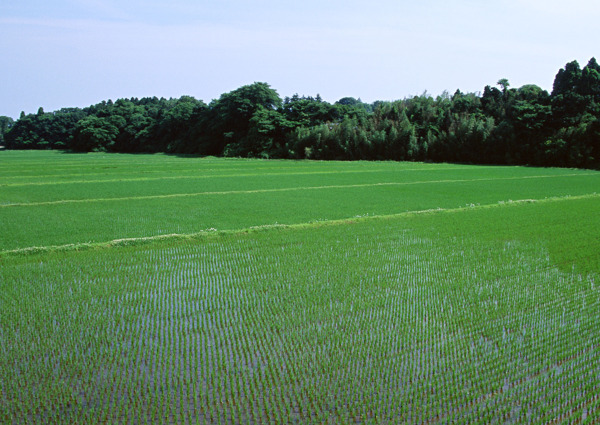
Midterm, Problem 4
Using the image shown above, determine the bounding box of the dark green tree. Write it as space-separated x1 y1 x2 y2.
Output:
509 84 551 164
210 82 282 156
497 79 510 95
71 116 119 152
0 116 14 146
551 60 585 127
4 108 87 150
549 59 600 167
281 94 337 128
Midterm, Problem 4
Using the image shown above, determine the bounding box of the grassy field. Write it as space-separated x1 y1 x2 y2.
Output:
1 150 599 424
1 150 599 252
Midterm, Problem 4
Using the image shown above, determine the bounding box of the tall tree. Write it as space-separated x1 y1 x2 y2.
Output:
497 78 510 95
0 116 14 146
71 116 119 152
551 60 585 127
210 82 282 156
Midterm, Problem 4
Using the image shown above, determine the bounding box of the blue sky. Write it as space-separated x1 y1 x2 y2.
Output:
1 0 598 118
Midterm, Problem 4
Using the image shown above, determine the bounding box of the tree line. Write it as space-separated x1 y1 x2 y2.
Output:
3 58 599 169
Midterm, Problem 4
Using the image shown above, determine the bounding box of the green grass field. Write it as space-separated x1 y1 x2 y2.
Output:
1 150 599 253
1 150 599 424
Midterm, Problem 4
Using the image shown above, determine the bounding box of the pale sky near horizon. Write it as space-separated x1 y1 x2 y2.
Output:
1 0 598 119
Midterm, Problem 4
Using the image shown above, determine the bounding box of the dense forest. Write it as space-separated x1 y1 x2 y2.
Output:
2 58 600 169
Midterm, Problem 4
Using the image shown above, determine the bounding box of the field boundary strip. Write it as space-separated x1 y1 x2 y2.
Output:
1 173 597 208
1 193 597 258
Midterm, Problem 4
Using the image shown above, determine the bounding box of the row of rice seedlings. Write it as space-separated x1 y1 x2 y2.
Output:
1 219 598 424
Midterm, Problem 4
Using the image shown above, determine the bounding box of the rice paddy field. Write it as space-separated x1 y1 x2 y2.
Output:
1 150 599 424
